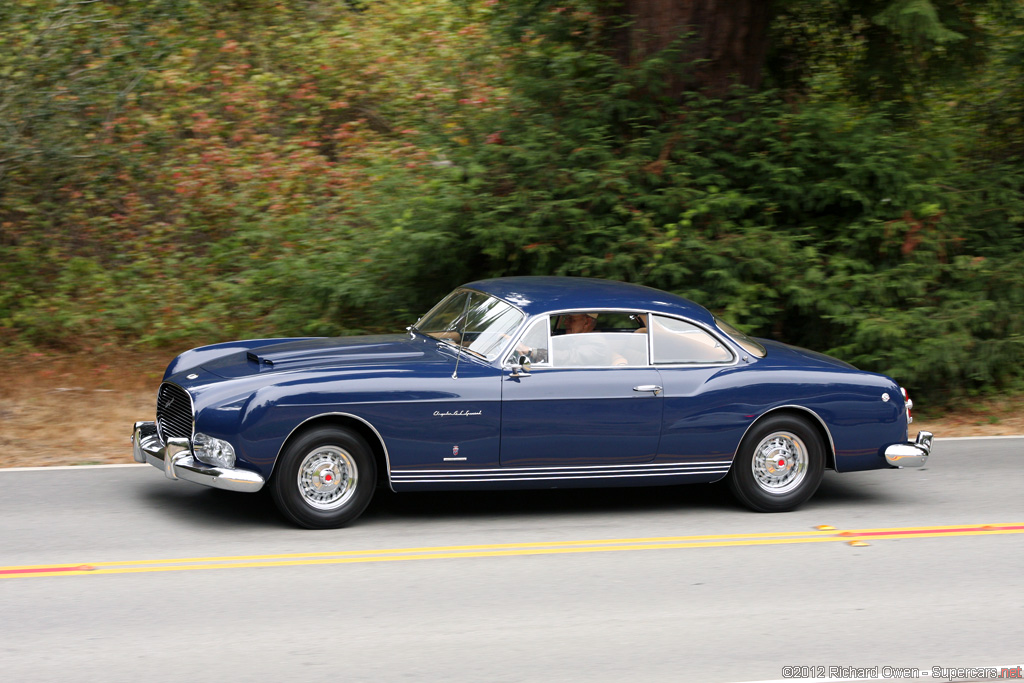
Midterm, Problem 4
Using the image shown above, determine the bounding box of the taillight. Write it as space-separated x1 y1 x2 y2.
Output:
901 386 913 424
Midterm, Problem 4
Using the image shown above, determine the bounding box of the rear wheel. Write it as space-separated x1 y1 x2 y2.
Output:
728 415 825 512
270 426 376 529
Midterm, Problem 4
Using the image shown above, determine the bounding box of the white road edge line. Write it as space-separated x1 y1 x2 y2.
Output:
0 464 147 472
0 434 1021 473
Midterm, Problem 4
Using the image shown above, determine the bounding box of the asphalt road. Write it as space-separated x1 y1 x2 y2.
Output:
1 437 1021 683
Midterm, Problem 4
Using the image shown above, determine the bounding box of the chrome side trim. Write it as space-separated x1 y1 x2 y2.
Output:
730 405 838 471
391 463 729 484
132 421 265 493
273 412 395 492
391 474 730 485
885 431 932 468
396 460 727 474
392 470 729 480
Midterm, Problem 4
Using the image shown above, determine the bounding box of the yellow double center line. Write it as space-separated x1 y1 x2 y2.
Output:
3 524 1021 579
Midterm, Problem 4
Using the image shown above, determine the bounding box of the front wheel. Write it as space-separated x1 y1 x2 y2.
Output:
728 415 825 512
270 426 376 529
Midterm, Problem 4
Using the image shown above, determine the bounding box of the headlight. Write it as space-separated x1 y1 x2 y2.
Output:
192 433 236 468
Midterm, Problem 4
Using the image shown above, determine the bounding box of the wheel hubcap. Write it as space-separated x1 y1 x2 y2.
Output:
297 446 358 510
751 431 807 494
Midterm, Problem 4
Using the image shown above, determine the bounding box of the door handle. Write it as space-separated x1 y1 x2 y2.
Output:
633 385 663 396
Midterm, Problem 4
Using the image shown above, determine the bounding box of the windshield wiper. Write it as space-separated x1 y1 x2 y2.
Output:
456 344 486 360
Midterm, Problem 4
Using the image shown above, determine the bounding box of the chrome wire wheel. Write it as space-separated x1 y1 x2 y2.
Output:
750 431 808 495
272 426 376 529
296 446 358 511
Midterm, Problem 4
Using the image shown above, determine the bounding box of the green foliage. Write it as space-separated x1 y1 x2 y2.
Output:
1 0 493 345
1 0 1022 405
353 1 1024 400
767 0 1008 105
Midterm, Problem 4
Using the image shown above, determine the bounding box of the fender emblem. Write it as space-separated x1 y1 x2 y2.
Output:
452 445 460 457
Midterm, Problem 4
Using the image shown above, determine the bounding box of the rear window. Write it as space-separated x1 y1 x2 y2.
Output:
651 315 733 364
715 318 766 358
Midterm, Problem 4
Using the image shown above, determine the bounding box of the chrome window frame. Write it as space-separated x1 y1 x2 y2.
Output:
527 309 648 369
647 313 738 367
498 302 749 371
503 309 647 370
502 308 744 371
501 309 638 370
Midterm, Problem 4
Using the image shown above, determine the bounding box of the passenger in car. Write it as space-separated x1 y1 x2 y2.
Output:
633 314 648 333
563 312 599 335
559 313 630 366
513 312 596 358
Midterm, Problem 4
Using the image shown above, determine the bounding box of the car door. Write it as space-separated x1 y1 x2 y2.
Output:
646 314 742 465
499 313 663 468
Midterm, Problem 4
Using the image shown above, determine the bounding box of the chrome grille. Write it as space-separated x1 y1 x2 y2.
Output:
156 383 194 443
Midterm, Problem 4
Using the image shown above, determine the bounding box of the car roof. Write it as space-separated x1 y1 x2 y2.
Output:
464 276 717 326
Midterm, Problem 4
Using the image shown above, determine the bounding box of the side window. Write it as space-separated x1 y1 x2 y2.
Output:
552 312 642 334
651 315 734 364
549 311 649 367
509 317 550 364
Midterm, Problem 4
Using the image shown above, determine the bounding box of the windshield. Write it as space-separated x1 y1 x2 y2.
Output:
715 318 767 358
415 289 524 361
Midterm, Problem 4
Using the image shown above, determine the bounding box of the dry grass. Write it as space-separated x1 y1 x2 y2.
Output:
0 352 1020 469
0 352 165 468
912 395 1024 439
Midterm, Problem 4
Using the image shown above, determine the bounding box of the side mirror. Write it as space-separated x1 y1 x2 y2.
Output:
509 355 531 378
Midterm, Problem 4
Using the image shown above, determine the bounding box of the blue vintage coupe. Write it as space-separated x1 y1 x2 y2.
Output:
132 276 932 528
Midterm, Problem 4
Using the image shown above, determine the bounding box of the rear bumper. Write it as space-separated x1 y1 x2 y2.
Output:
132 421 265 493
884 431 933 468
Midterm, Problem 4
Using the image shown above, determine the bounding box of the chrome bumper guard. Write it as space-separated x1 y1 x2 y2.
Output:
132 421 265 493
884 431 933 468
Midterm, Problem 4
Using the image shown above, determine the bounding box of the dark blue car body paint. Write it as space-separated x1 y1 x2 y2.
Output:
161 277 908 491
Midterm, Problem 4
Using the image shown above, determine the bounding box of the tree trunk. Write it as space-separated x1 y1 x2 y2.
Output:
607 0 773 98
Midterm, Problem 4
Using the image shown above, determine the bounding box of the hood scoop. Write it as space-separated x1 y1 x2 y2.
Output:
247 351 274 367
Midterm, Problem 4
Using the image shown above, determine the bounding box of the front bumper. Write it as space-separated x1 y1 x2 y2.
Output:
884 430 933 468
132 421 265 493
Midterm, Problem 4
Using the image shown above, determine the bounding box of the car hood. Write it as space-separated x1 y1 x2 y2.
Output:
200 334 450 379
